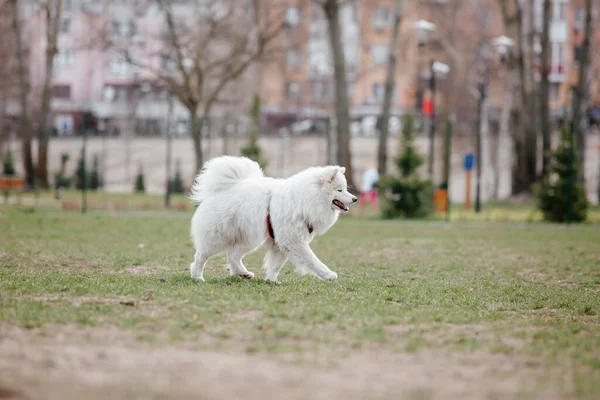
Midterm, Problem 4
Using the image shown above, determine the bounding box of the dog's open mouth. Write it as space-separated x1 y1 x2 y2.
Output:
332 199 349 212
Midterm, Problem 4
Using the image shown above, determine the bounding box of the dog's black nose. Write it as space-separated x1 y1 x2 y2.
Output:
351 196 358 203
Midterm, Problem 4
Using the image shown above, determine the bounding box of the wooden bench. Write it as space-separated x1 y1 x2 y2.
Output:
0 176 25 204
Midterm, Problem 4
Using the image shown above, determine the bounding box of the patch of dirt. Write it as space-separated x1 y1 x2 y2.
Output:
0 324 570 400
121 264 173 276
20 294 132 307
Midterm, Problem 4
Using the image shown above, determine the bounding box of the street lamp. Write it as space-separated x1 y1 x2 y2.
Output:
413 19 436 47
413 19 436 114
424 60 450 180
413 20 448 181
491 35 515 64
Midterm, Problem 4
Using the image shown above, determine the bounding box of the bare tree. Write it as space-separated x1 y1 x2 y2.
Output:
36 0 63 188
9 0 35 186
315 0 354 188
113 0 284 174
572 0 593 181
539 0 551 179
377 0 403 177
0 0 19 146
498 0 538 194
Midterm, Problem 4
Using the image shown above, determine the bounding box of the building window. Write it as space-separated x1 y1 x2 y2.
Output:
52 85 71 99
553 1 568 21
103 85 128 102
53 51 74 70
372 83 397 102
285 7 301 26
574 46 582 66
285 82 301 101
61 18 71 33
111 19 136 41
286 48 301 67
372 44 389 65
550 83 559 101
533 0 542 29
161 55 178 73
372 7 392 30
574 6 585 31
62 0 72 11
312 80 330 102
372 83 384 101
110 53 130 75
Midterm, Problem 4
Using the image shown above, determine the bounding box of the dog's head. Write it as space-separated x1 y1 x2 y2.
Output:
319 166 357 213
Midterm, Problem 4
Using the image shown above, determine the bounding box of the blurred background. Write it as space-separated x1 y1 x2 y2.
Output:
0 0 599 210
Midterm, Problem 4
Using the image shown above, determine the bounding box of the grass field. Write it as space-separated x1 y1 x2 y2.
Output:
1 201 599 400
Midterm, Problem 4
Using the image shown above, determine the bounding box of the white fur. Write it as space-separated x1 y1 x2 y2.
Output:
188 156 357 283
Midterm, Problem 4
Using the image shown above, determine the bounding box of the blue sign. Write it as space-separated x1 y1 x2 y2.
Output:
463 153 475 171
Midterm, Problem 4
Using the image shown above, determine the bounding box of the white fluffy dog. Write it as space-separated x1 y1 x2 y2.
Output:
188 156 357 283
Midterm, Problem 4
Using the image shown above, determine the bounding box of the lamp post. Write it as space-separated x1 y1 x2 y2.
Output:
413 20 450 182
425 61 450 181
413 19 436 128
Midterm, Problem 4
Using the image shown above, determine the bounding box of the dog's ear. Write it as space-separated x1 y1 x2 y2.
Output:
339 167 346 175
329 167 339 183
319 166 339 186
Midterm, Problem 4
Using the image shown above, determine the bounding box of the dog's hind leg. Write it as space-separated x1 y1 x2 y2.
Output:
282 243 337 281
227 245 255 280
263 247 288 284
190 250 209 282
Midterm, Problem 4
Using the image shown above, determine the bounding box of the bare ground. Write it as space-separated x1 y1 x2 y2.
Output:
0 324 572 400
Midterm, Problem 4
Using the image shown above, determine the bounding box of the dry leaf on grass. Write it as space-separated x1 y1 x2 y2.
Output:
142 291 154 301
119 300 138 307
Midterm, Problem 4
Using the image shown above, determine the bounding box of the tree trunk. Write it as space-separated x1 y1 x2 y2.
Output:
322 0 354 188
499 0 537 195
495 78 512 200
377 0 403 177
520 0 538 190
10 0 35 187
190 107 203 174
36 0 62 188
572 0 592 182
539 0 551 180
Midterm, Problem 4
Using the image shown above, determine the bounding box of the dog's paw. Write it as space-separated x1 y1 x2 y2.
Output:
237 271 255 280
322 270 338 281
190 263 205 282
265 278 281 285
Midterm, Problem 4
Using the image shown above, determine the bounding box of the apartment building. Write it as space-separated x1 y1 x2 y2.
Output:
3 0 597 140
259 0 600 135
259 0 418 137
5 0 255 139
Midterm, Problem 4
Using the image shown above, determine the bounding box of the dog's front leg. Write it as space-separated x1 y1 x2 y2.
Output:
283 242 337 281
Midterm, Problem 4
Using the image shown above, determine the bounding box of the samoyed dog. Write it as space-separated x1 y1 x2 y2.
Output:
188 156 357 283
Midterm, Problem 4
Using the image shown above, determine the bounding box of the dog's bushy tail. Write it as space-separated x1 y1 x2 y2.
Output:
189 156 264 204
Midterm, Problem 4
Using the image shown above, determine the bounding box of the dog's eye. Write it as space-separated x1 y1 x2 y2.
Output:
337 189 342 192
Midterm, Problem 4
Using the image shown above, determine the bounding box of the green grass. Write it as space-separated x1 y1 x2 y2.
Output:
1 203 600 397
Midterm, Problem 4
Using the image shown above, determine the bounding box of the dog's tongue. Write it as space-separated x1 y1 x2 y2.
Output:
334 199 348 211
